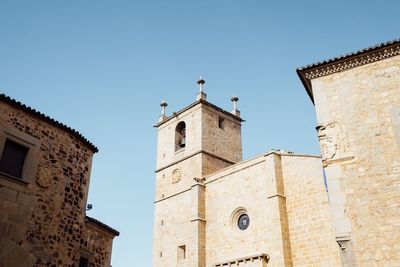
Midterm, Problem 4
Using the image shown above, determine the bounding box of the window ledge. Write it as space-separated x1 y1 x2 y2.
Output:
0 171 29 191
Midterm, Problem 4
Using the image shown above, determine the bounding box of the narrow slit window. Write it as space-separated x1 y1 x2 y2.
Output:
178 245 186 261
0 139 29 179
218 117 225 129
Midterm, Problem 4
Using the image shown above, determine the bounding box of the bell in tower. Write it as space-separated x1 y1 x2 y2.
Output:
175 121 186 150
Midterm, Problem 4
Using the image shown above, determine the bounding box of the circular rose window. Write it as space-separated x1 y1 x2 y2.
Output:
238 214 250 230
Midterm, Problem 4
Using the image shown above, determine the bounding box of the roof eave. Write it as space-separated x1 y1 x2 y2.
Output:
153 99 244 128
0 93 99 153
296 69 315 104
296 38 400 105
85 216 120 237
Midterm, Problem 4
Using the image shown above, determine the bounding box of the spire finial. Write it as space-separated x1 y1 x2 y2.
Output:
160 99 168 115
196 77 207 101
197 77 205 93
159 99 168 122
230 95 240 116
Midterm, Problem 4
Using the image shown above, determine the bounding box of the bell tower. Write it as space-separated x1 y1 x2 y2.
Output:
153 79 244 267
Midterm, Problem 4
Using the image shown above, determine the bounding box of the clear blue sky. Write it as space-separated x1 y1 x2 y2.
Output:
0 0 398 266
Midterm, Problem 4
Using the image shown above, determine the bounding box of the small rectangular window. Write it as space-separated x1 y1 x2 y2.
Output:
79 257 89 267
218 117 225 129
178 245 186 261
0 139 28 179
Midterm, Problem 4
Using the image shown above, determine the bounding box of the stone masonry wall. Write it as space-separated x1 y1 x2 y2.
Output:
85 222 115 267
205 154 292 267
311 55 400 266
201 106 242 164
156 105 203 171
154 100 242 266
0 101 114 267
282 155 341 267
153 190 196 267
205 153 342 267
205 155 273 266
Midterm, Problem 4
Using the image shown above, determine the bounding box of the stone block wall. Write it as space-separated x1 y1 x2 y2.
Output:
156 105 203 170
201 105 242 164
153 99 243 266
153 190 198 267
205 155 276 266
310 54 400 265
282 155 341 267
155 154 203 201
85 219 116 267
204 152 341 267
0 99 117 267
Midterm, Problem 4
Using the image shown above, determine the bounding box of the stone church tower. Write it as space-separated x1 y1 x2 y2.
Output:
153 80 244 266
152 80 341 267
153 39 400 267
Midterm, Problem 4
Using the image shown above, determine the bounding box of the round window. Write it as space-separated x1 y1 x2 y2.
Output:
237 214 250 230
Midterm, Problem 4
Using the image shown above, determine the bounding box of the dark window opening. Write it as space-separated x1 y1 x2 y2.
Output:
218 117 225 129
79 257 89 267
238 214 250 230
0 139 28 179
178 245 186 261
175 121 186 151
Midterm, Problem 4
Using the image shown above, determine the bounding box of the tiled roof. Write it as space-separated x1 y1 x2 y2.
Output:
296 39 400 103
297 38 400 71
85 216 120 236
0 93 99 153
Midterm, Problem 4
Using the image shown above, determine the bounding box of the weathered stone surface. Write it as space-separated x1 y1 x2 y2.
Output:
0 98 118 266
153 97 341 267
306 49 400 265
154 40 400 267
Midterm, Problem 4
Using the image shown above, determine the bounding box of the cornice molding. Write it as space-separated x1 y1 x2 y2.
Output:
304 44 400 80
297 39 400 104
153 98 244 128
155 149 236 173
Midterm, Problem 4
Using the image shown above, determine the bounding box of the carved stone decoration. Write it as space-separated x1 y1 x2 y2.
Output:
171 168 181 184
316 121 349 160
193 177 205 184
36 166 51 188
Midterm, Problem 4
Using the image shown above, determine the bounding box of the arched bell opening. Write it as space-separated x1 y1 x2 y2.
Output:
175 121 186 151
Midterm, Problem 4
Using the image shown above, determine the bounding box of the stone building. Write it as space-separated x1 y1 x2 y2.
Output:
297 39 400 266
0 93 119 267
153 39 400 266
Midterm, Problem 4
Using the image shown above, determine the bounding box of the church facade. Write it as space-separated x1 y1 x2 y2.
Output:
153 39 400 267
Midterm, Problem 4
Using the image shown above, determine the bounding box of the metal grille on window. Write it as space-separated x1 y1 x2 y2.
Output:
238 214 250 230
